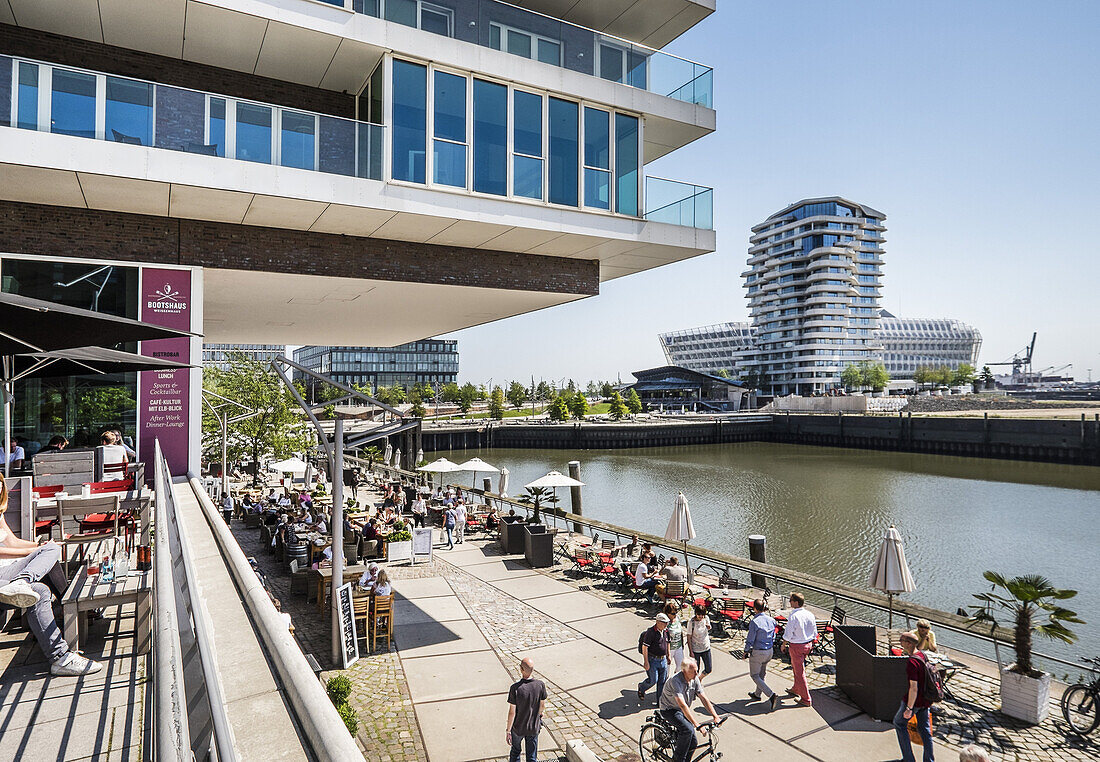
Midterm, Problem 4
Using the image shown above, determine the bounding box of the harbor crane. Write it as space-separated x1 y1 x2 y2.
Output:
985 332 1037 384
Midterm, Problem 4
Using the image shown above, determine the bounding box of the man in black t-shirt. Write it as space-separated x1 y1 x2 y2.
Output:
637 613 671 704
892 631 935 762
506 657 547 762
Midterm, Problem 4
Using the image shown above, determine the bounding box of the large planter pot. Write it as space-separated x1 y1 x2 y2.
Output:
1000 665 1051 724
387 539 413 563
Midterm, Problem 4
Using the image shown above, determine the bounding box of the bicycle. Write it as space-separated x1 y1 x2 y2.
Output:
1060 656 1100 736
638 712 727 762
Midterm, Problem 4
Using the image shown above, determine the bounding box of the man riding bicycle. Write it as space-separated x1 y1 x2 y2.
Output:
659 656 723 762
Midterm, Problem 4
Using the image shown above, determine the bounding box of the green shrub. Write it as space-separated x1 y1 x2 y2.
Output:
326 674 352 705
336 701 359 736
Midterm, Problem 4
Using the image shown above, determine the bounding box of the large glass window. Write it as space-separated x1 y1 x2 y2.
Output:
472 79 507 196
598 43 647 89
385 0 417 27
105 77 153 146
583 107 610 209
280 111 316 170
392 60 427 183
51 69 96 139
433 71 467 188
512 90 543 199
614 113 639 215
17 62 39 131
420 2 452 36
490 23 561 66
548 97 578 207
208 97 226 157
236 102 272 164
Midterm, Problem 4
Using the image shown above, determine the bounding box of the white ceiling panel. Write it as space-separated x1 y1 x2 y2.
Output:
570 238 646 259
427 220 516 248
599 264 640 281
526 233 609 257
309 204 394 236
76 173 170 216
371 212 456 242
7 0 102 42
254 21 341 88
242 195 328 229
0 3 17 24
99 0 186 58
477 228 563 252
320 39 384 95
182 3 267 73
0 164 86 207
168 184 252 223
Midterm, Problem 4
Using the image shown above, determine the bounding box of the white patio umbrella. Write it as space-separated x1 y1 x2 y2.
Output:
417 457 463 489
269 457 308 476
498 467 510 497
664 492 697 583
383 442 393 466
457 456 498 489
393 448 402 470
868 525 916 628
524 471 584 522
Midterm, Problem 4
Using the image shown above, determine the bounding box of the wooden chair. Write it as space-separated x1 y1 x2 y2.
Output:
660 579 687 607
85 478 134 494
79 480 138 551
57 495 122 567
352 590 371 642
371 594 394 652
287 559 312 597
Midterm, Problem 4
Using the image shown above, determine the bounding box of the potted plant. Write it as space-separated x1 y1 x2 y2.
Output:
385 519 413 562
969 571 1082 724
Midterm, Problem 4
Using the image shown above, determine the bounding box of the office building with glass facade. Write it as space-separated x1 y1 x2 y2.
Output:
202 344 288 372
293 341 459 393
0 1 716 473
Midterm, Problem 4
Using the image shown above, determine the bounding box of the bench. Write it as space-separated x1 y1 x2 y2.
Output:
61 565 152 654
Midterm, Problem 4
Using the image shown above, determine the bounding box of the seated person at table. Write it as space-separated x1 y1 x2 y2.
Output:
0 476 102 676
635 553 660 603
484 507 499 531
34 435 68 458
357 562 380 591
110 428 137 460
362 519 381 556
662 557 687 583
914 619 937 653
311 514 328 534
266 488 279 505
372 569 392 598
299 491 313 511
98 431 130 479
433 487 444 501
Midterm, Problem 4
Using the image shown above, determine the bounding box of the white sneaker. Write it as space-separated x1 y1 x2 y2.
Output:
0 579 39 608
50 652 104 677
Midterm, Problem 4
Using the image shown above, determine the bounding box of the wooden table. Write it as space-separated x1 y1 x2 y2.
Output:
312 564 370 613
36 490 153 544
61 565 152 654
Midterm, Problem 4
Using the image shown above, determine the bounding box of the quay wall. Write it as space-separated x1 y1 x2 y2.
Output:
420 413 1100 465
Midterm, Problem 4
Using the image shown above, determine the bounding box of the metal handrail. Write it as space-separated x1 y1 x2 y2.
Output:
153 441 237 761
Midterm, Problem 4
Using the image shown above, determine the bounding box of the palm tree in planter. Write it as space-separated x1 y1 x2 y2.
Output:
516 487 559 524
969 571 1083 724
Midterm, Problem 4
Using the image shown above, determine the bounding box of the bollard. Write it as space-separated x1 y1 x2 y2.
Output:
748 535 767 589
483 477 492 493
568 460 583 533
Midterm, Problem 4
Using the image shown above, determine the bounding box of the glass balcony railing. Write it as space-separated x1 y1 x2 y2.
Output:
644 177 713 229
321 0 712 107
2 56 384 180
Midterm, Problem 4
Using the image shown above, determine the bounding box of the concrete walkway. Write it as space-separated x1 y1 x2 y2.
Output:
401 538 953 762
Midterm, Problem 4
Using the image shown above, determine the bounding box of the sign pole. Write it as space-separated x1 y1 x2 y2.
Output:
331 417 345 666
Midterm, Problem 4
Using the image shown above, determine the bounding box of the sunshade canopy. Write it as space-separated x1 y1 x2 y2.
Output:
868 525 916 594
417 457 463 473
270 457 308 475
12 345 191 381
457 457 498 473
524 471 585 489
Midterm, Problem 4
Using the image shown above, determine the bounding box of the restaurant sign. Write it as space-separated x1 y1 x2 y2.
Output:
337 582 359 669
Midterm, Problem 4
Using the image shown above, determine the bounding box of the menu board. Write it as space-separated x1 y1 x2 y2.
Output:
412 527 434 564
336 582 359 669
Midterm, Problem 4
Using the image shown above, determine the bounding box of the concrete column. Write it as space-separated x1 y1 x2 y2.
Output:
331 418 344 666
568 460 583 533
748 535 767 589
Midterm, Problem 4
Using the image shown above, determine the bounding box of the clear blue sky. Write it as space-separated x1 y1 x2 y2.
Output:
444 0 1100 386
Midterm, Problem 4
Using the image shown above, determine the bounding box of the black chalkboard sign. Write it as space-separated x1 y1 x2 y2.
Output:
337 582 359 669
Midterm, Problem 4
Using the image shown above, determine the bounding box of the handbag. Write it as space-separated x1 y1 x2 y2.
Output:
907 712 933 745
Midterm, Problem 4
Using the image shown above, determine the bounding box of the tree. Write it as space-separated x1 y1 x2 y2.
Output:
548 396 570 421
599 381 614 398
863 361 890 391
607 391 628 420
568 393 588 419
203 355 312 486
506 381 528 409
951 363 976 387
517 486 557 524
625 388 642 415
77 385 136 431
969 571 1081 676
409 398 426 418
566 379 577 393
714 368 731 379
979 365 996 387
933 365 953 386
535 381 551 400
439 382 461 403
741 367 762 390
477 384 488 400
586 380 599 396
841 364 864 390
458 383 478 414
421 382 435 402
913 366 933 386
488 387 505 419
389 384 407 405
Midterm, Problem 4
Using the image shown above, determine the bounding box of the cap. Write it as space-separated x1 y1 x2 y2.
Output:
368 562 379 571
655 613 670 623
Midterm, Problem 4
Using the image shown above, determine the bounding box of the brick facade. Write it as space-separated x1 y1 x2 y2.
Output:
0 201 599 296
0 24 356 119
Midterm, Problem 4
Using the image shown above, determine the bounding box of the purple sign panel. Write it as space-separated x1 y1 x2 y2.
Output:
139 268 192 476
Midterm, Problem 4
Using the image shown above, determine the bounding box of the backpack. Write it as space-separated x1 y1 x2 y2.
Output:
638 626 657 654
913 652 945 704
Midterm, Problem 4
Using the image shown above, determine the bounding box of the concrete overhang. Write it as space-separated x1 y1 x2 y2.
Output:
0 127 715 282
511 0 714 48
1 0 714 161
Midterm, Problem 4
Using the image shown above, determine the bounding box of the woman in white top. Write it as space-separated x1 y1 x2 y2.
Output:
372 570 392 598
686 604 713 678
98 431 130 481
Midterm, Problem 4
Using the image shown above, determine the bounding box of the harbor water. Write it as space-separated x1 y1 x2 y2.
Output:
439 442 1100 667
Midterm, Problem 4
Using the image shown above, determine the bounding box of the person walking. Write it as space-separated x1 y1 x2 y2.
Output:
663 602 685 676
637 613 672 704
411 494 428 528
443 504 457 550
892 631 935 762
658 656 723 762
454 500 467 544
744 598 779 710
221 491 235 523
506 657 547 762
780 591 816 707
685 604 713 679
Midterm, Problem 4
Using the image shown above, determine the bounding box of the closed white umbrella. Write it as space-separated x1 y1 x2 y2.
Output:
416 448 424 466
382 442 393 466
868 525 916 628
664 492 697 583
458 456 499 488
498 467 510 498
393 448 401 470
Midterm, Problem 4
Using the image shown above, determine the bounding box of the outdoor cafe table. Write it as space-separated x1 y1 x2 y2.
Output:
312 564 370 613
61 564 152 654
35 489 153 544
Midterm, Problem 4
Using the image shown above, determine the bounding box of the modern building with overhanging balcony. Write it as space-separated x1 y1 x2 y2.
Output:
0 0 716 478
293 340 459 393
